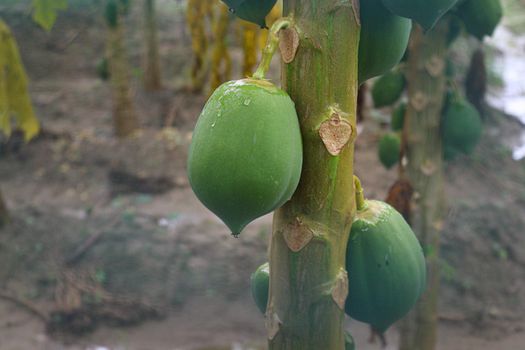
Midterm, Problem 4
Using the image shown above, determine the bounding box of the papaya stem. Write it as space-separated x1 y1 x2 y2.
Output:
354 175 367 211
252 17 292 80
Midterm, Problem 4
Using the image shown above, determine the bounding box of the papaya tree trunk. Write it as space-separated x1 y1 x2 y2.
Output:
143 0 162 91
186 0 209 92
239 20 259 77
107 16 139 137
268 1 360 349
0 188 9 228
398 21 449 350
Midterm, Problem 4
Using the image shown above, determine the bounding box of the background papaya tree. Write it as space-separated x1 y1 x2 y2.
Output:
105 0 139 137
364 1 503 349
142 0 162 90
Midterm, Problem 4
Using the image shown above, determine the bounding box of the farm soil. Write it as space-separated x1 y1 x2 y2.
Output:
1 4 525 350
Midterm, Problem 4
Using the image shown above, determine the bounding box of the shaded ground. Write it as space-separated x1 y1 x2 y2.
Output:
1 2 525 350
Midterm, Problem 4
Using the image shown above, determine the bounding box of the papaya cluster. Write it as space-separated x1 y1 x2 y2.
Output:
250 197 427 334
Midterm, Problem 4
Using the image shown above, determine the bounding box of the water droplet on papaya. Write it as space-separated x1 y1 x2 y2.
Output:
243 99 251 106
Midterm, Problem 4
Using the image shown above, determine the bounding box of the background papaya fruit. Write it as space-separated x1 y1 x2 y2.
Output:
442 97 482 155
188 79 303 236
372 71 405 108
391 102 406 131
458 0 503 40
381 0 459 31
378 132 401 169
358 0 412 83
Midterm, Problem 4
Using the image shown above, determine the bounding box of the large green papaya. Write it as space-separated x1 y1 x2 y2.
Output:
222 0 277 28
250 262 269 313
381 0 459 31
458 0 503 40
358 0 412 83
391 102 406 131
442 97 482 155
372 71 405 108
188 78 302 236
378 132 401 169
345 200 427 333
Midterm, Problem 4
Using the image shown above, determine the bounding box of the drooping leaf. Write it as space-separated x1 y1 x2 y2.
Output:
31 0 68 31
0 20 40 141
222 0 277 28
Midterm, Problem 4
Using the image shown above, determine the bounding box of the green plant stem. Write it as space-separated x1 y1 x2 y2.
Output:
268 1 360 349
354 176 366 211
252 18 292 80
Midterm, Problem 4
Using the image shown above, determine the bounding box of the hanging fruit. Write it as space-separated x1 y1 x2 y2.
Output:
250 262 269 313
378 132 401 169
222 0 277 28
372 70 406 108
457 0 503 40
345 178 427 333
381 0 459 31
359 0 412 83
188 78 303 236
391 102 406 131
441 96 482 156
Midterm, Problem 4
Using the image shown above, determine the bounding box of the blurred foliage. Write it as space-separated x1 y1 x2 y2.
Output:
0 19 39 141
31 0 68 31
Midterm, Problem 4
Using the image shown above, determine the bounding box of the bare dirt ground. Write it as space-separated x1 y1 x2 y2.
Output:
1 3 525 350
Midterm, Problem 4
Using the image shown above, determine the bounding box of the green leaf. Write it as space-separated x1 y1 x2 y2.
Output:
31 0 68 31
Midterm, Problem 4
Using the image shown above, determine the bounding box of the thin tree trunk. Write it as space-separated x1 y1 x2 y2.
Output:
398 20 449 350
143 0 162 90
209 3 231 92
107 19 139 137
186 0 208 92
268 1 360 349
0 188 9 228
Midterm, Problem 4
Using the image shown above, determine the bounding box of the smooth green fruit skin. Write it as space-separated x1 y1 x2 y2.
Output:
345 200 427 333
250 262 269 314
442 98 482 155
359 0 412 83
222 0 277 28
378 133 401 169
458 0 503 40
188 79 303 235
382 0 459 31
391 102 406 131
372 71 405 108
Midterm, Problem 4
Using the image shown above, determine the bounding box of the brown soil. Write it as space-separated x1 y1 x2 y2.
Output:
1 2 524 350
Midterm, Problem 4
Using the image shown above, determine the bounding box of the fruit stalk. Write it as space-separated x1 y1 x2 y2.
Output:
253 18 292 79
398 20 449 350
268 1 360 349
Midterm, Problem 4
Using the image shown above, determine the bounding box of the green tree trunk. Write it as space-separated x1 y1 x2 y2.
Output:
0 188 9 228
398 20 449 350
268 1 360 349
143 0 162 90
107 15 139 137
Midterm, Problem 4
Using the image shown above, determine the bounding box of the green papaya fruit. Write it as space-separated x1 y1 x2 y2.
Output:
250 262 269 313
447 15 463 46
442 97 482 155
345 200 427 333
391 102 406 131
345 331 356 350
381 0 459 31
105 0 119 28
96 58 110 81
222 0 277 28
372 71 405 108
444 145 459 161
359 0 412 83
378 132 401 169
188 78 303 236
458 0 502 40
